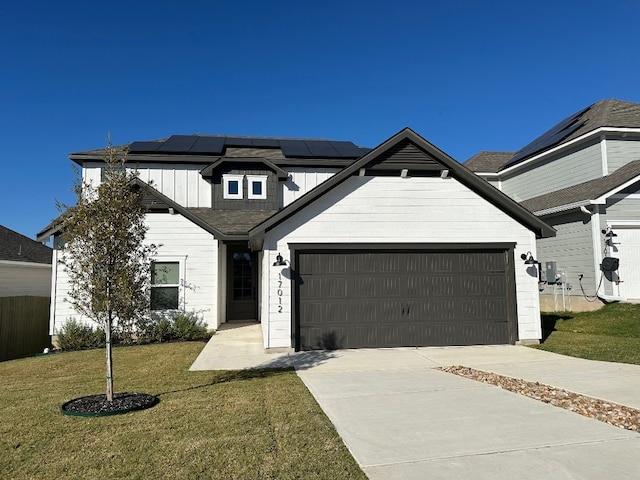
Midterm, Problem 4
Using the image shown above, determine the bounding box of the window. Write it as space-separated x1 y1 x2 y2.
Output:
247 175 268 199
223 174 244 199
150 261 180 310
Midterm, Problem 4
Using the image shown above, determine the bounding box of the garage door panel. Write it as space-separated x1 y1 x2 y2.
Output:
297 250 515 350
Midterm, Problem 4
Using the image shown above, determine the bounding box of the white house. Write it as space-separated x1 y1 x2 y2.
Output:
39 128 554 350
0 225 52 297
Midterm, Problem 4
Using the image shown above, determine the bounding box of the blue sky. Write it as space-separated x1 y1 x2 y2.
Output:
3 0 640 240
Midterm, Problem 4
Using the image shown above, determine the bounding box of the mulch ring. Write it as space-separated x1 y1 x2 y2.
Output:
438 365 640 432
61 392 159 417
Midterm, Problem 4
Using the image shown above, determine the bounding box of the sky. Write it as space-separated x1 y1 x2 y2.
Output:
3 0 640 241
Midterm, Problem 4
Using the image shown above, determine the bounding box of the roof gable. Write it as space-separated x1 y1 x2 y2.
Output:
200 157 288 179
249 128 555 246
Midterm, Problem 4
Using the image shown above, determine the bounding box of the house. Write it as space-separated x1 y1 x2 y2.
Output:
0 225 52 297
38 128 554 350
466 99 640 311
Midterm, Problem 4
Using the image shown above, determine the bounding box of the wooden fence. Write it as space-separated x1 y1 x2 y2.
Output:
0 296 51 362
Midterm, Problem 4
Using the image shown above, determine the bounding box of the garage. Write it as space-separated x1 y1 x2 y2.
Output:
295 247 518 350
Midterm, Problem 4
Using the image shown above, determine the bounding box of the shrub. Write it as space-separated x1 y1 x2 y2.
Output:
135 311 211 343
57 318 105 350
171 311 211 341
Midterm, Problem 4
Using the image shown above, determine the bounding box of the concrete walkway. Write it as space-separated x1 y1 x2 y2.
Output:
190 325 640 479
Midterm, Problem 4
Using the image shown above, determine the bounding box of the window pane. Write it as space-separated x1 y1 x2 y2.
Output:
151 262 179 285
252 181 262 196
151 287 179 310
228 180 239 195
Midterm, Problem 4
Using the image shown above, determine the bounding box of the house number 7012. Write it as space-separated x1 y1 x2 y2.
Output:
277 273 283 313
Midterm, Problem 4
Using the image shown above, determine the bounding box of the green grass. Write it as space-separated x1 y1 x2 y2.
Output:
0 342 365 480
534 302 640 365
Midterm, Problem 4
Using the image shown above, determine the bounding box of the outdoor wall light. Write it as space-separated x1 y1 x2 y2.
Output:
273 253 287 266
520 252 538 265
602 227 618 238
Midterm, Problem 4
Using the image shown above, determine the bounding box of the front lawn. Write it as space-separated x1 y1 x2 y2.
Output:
0 342 365 479
534 303 640 365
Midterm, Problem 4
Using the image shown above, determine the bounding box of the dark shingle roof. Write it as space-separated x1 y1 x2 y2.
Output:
503 99 640 169
521 160 640 213
465 151 514 173
187 209 278 236
0 225 52 264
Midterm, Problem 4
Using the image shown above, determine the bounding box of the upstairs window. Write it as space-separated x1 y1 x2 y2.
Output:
150 261 180 310
223 174 244 199
247 175 268 199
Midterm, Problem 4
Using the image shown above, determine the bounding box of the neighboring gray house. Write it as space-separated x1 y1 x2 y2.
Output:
0 225 52 297
466 99 640 311
39 128 553 349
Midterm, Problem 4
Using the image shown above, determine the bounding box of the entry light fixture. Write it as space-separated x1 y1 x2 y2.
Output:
601 227 617 238
520 252 538 265
273 253 287 266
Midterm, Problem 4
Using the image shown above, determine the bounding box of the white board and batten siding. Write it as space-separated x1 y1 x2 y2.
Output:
500 141 602 202
51 212 219 335
83 163 211 208
261 176 541 349
281 167 339 207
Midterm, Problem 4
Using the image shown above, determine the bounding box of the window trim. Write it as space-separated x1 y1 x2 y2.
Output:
223 174 244 199
247 175 268 200
150 257 186 311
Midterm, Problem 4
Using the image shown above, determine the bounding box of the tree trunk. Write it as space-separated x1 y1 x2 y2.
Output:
105 315 114 402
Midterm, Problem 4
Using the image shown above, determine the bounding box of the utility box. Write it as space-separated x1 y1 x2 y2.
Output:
545 261 557 284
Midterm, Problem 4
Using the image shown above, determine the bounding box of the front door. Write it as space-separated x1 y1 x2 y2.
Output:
227 246 258 321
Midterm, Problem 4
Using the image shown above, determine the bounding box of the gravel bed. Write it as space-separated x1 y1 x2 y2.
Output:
439 366 640 432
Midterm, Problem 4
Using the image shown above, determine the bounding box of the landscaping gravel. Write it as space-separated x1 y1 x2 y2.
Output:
439 366 640 432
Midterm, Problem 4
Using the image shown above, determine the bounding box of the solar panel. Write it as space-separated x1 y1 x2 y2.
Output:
128 141 162 153
225 137 254 147
306 141 340 157
280 139 312 157
189 136 225 154
253 138 281 148
156 135 198 153
505 105 591 167
331 141 368 157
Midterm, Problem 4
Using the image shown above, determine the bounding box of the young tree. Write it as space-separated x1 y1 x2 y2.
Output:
58 143 155 401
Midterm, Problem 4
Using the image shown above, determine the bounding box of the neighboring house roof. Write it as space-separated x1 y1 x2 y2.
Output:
465 151 514 173
504 99 640 169
521 159 640 215
69 134 371 166
248 128 556 246
466 99 640 173
0 225 52 264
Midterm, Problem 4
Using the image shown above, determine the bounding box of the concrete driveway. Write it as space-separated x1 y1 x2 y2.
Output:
293 346 640 480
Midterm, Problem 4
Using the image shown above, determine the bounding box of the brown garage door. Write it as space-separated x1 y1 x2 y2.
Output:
295 248 517 350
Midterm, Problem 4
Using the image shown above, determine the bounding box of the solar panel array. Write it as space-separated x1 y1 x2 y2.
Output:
504 105 591 167
129 135 369 159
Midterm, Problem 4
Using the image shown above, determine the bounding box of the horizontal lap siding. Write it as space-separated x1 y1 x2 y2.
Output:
0 264 51 297
606 138 640 173
501 141 602 202
536 212 596 294
52 213 219 333
262 176 540 348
